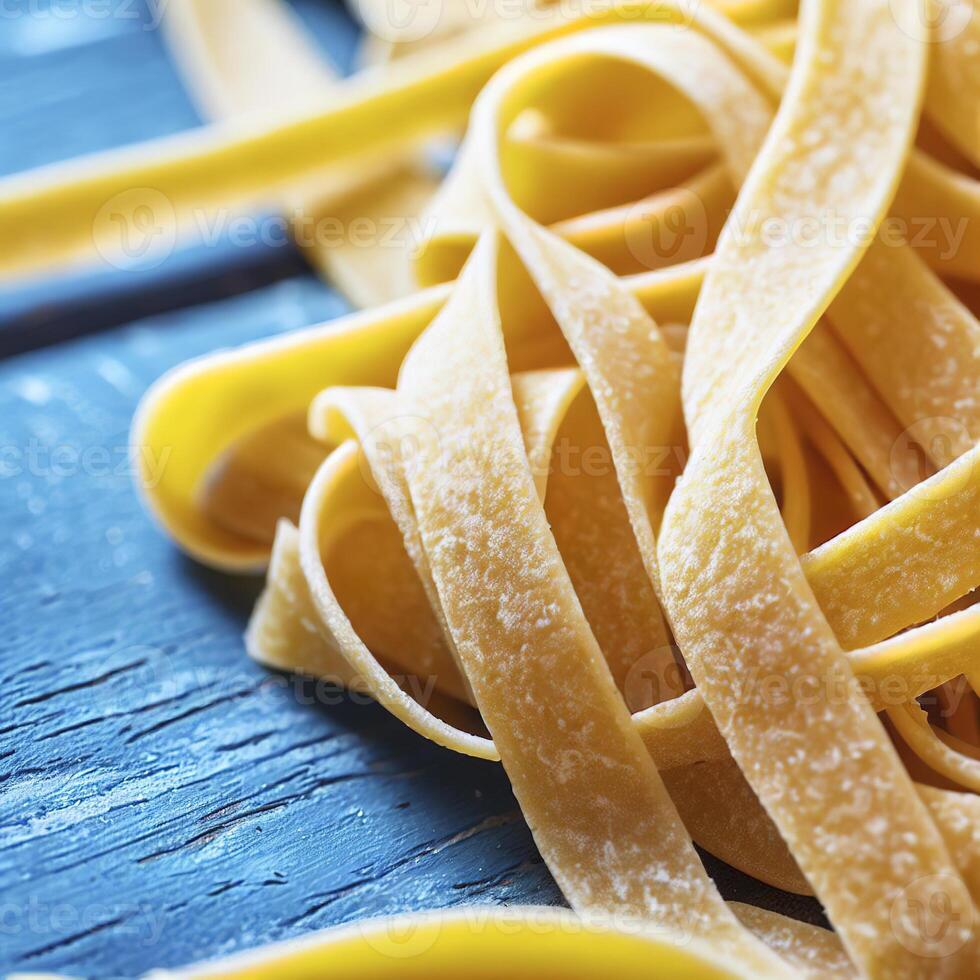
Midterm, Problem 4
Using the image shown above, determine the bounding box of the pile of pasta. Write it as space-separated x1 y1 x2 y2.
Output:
3 0 978 975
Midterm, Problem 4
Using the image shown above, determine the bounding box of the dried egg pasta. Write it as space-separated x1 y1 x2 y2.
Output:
3 0 978 976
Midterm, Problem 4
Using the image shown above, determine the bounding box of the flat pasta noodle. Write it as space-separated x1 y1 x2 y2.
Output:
656 0 975 972
4 0 977 975
159 906 747 979
161 0 441 307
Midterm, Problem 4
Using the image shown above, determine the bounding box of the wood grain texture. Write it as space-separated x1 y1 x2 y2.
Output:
0 279 562 978
0 4 820 977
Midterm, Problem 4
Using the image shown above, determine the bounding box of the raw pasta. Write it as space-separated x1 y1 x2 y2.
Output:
3 0 978 976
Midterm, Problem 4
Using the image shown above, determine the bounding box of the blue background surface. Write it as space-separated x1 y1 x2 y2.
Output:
0 3 820 977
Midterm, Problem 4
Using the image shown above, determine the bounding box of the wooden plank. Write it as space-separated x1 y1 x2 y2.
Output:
0 5 198 177
0 281 561 977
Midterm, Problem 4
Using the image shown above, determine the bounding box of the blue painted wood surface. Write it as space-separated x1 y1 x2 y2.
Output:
0 4 822 977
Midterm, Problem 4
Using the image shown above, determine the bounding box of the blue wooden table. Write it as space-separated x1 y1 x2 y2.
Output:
0 4 820 977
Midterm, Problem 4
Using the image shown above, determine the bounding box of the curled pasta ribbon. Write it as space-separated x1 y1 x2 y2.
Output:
657 0 974 973
120 0 980 975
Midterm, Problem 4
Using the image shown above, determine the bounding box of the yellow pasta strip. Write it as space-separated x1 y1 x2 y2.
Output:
782 382 882 523
164 0 335 118
890 701 980 793
391 233 789 973
163 0 439 307
922 0 980 166
918 785 980 906
828 246 980 469
160 907 739 979
804 447 980 649
657 0 975 972
892 153 980 284
790 324 922 500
